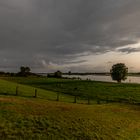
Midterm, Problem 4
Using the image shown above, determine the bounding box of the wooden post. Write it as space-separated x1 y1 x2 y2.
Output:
34 89 37 98
97 99 100 104
16 86 18 96
74 95 77 103
74 87 78 103
56 92 59 101
88 96 90 105
96 95 100 104
106 96 109 103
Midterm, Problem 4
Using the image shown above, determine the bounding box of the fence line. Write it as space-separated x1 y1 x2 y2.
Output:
0 86 140 105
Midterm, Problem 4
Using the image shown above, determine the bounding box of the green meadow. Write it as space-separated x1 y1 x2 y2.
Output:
3 77 140 104
0 77 140 139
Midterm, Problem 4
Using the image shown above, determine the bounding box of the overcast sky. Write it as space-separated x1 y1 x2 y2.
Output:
0 0 140 72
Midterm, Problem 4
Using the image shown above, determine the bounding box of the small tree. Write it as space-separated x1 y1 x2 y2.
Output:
20 66 26 74
20 66 30 73
68 71 71 75
110 63 128 83
54 70 62 78
18 66 31 76
25 67 30 73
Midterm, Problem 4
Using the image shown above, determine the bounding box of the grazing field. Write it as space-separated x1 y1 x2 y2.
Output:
2 77 140 104
0 78 75 103
0 95 140 140
0 77 140 139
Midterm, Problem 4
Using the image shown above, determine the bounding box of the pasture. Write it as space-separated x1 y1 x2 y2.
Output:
2 77 140 104
0 96 140 140
0 77 140 139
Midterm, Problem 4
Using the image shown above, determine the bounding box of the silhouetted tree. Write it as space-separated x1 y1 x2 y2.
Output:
68 71 71 75
18 66 31 76
20 66 30 73
110 63 128 83
54 70 62 78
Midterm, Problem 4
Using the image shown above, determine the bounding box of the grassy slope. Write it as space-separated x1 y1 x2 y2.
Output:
3 77 140 103
0 96 140 140
0 77 140 139
0 78 76 103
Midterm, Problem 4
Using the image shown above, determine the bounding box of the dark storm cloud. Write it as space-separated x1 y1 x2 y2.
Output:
117 47 140 54
0 0 140 71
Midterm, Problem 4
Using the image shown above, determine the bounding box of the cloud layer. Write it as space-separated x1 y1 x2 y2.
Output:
0 0 140 72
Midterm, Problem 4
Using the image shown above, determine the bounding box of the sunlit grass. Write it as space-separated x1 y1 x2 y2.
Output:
2 77 140 103
0 79 73 102
0 77 140 139
0 96 140 140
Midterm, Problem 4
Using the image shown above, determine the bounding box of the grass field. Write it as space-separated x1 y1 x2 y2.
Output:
0 95 140 140
0 77 140 139
2 77 140 104
0 78 92 104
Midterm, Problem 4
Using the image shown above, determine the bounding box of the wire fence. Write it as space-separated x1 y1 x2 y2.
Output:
0 85 140 105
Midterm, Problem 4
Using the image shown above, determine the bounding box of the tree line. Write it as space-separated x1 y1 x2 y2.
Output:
0 63 129 83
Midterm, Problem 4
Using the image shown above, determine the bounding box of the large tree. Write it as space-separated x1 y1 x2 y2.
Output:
20 66 30 74
110 63 128 83
18 66 31 76
54 70 62 78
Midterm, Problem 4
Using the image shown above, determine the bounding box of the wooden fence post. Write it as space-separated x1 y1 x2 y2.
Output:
97 99 100 104
34 89 37 98
74 87 78 103
56 92 59 101
106 96 109 103
16 86 18 96
74 95 77 103
88 96 90 105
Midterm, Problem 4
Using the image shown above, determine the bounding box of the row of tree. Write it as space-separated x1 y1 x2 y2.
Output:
48 63 128 83
0 66 37 77
0 63 128 83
